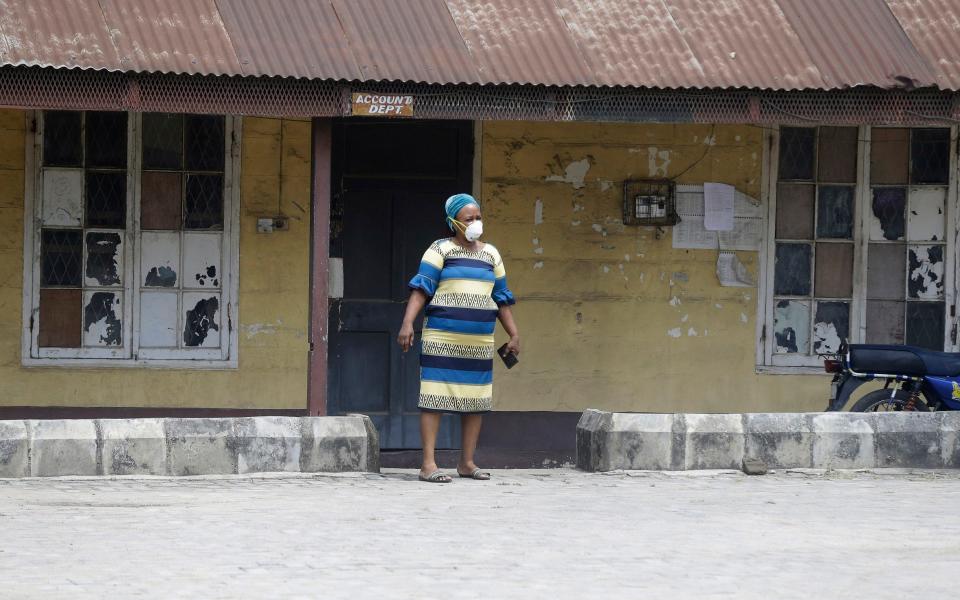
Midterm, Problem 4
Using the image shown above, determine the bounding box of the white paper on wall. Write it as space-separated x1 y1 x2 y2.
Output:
716 251 755 287
673 184 762 251
704 182 735 231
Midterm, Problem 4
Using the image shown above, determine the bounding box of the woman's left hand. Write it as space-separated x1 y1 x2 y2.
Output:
505 335 520 357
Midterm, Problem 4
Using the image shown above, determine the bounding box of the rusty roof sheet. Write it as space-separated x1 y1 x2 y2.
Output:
0 0 956 91
887 0 960 90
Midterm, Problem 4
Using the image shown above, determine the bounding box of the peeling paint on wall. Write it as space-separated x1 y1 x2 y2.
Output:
667 328 682 338
545 158 590 189
243 320 283 339
647 147 671 176
534 198 544 225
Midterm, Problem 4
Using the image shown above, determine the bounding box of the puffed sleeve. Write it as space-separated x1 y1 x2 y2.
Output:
408 242 444 297
491 252 516 307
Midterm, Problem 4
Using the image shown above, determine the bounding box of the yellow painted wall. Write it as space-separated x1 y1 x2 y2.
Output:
0 111 311 409
482 121 829 412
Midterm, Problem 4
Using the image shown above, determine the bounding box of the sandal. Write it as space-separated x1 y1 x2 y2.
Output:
419 470 452 483
457 468 491 480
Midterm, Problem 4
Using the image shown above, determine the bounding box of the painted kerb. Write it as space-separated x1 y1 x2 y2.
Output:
577 410 960 471
0 415 379 477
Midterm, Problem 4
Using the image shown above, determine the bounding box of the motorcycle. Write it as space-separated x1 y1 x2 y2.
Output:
824 341 960 412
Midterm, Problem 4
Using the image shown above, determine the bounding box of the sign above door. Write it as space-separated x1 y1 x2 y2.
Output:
351 93 414 117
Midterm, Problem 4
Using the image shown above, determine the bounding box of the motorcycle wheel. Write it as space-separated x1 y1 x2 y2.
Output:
849 389 931 412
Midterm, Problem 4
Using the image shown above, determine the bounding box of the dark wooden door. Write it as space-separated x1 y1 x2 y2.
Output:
327 119 473 449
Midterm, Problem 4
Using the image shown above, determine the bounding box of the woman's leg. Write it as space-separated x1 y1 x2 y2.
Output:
420 411 443 476
458 413 483 473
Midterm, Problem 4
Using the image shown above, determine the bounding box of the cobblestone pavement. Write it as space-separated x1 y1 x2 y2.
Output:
1 468 958 599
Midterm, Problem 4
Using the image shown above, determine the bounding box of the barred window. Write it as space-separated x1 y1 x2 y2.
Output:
25 111 239 367
761 125 955 369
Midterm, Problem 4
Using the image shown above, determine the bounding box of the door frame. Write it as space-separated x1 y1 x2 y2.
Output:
322 118 475 446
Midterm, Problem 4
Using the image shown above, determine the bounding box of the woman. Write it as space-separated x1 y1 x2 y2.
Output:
398 193 520 483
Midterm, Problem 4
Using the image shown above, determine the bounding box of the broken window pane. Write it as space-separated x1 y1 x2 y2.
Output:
141 232 180 288
183 233 222 289
907 244 945 299
41 229 82 287
815 242 853 298
816 185 854 239
817 127 857 183
867 243 906 300
85 112 128 169
906 302 944 350
38 289 81 348
42 111 82 167
85 172 126 228
773 299 810 354
813 301 849 354
775 243 812 296
143 113 184 170
41 169 83 227
870 128 909 185
778 127 815 181
865 300 905 345
140 292 179 348
184 174 224 229
907 187 946 241
870 187 906 241
185 115 225 172
84 231 123 287
141 172 183 230
910 128 950 184
182 293 221 348
776 184 814 239
82 291 123 347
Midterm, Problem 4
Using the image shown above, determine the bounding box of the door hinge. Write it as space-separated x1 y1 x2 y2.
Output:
29 313 34 333
761 324 767 342
952 323 957 345
227 302 233 333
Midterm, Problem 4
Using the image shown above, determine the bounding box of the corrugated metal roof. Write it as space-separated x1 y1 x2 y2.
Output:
216 0 358 79
776 0 937 89
887 0 960 90
0 0 956 91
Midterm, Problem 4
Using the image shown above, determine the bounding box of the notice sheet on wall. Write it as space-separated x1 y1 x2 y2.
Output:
672 184 762 251
704 182 735 231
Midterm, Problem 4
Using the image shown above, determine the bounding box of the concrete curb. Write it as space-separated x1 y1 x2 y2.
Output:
577 410 960 472
0 416 379 478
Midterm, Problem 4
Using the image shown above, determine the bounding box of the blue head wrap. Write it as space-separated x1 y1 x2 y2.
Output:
444 193 480 231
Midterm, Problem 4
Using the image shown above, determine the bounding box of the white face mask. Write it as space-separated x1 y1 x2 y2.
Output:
464 220 483 242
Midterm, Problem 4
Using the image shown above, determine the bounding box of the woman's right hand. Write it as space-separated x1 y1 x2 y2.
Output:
397 322 415 352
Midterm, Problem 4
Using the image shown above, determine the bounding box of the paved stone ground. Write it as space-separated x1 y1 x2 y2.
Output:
1 468 958 599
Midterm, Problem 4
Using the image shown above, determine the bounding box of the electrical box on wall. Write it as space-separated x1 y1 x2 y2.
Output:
256 217 289 233
622 179 678 227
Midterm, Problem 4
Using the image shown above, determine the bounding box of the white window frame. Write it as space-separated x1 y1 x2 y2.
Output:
757 124 959 374
21 111 242 369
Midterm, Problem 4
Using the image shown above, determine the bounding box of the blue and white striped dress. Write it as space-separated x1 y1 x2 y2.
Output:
408 239 515 413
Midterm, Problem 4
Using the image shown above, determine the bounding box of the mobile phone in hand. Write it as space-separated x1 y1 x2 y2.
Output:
497 343 518 369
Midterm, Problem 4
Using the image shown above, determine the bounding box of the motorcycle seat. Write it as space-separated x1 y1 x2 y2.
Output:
848 344 960 377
